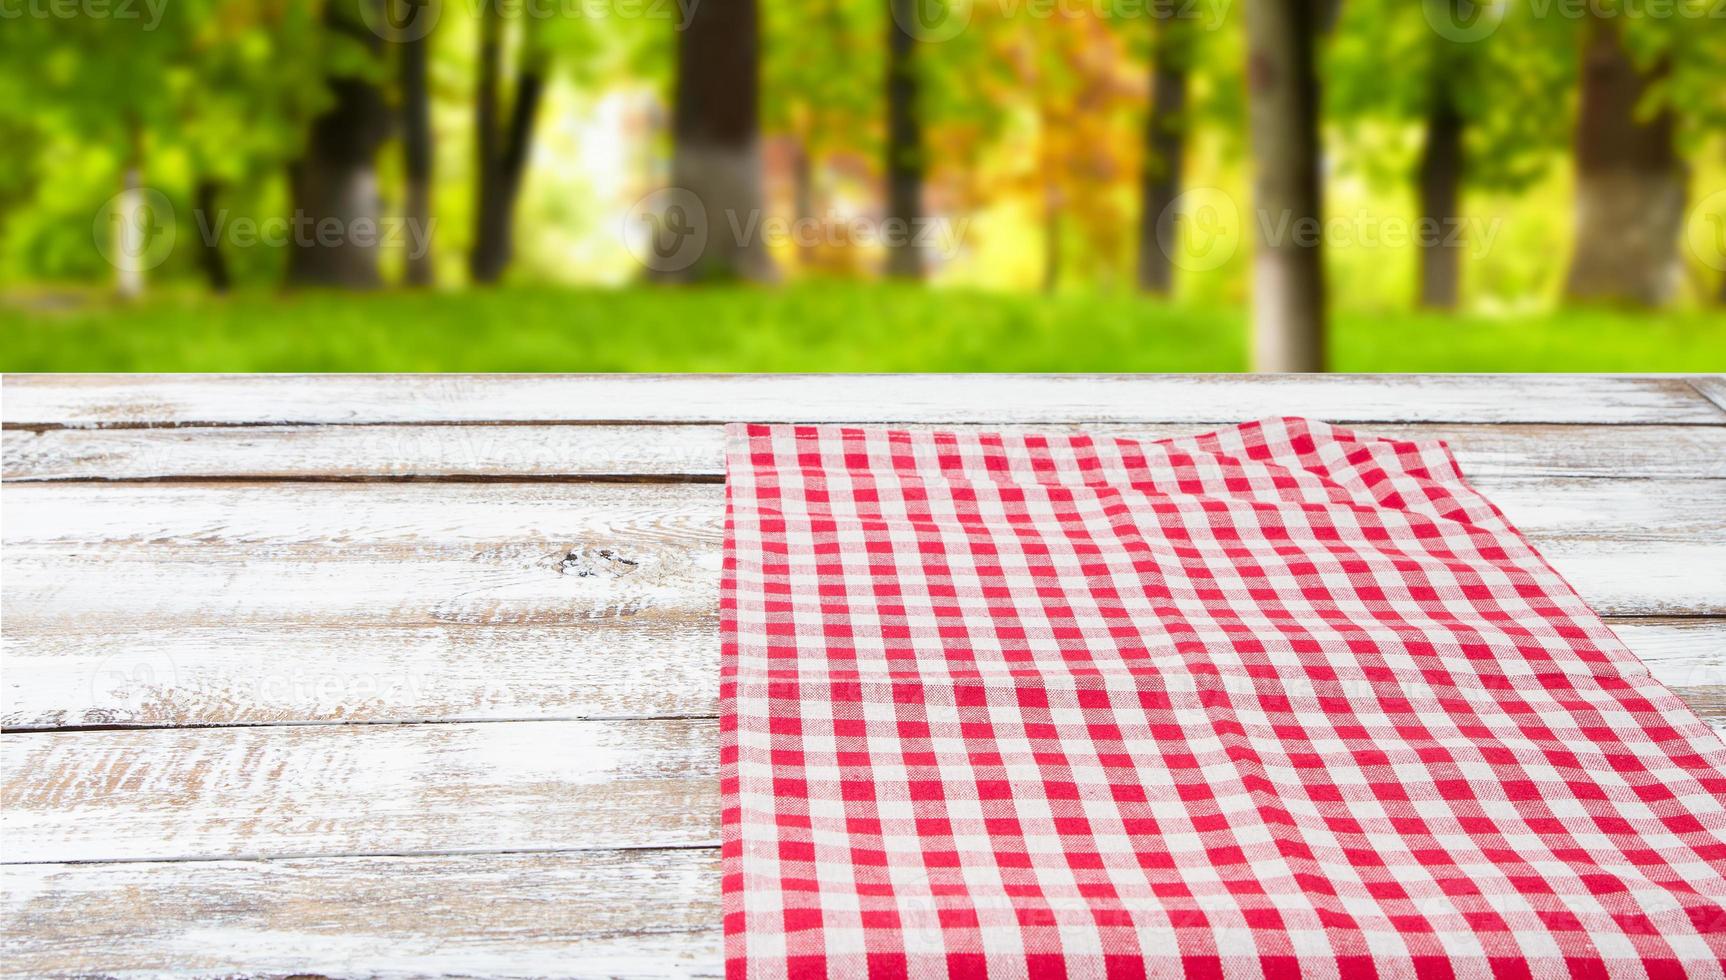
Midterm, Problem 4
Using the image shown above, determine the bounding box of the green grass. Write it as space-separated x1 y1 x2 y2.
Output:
3 283 1723 372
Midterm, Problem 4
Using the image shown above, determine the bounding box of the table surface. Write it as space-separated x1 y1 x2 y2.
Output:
4 373 1726 978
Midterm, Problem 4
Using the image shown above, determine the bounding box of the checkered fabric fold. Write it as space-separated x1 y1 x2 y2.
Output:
721 418 1726 979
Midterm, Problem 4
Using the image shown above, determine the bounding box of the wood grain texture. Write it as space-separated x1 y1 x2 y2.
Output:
1 848 722 978
0 719 718 863
11 421 1726 482
5 477 1723 728
3 374 1724 979
5 618 1718 732
1693 376 1726 414
9 683 1726 866
7 374 1724 427
4 479 1718 626
4 480 1723 728
2 622 717 730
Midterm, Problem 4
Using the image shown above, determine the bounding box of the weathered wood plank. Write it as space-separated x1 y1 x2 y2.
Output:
1 622 717 730
5 477 1721 545
6 374 1723 427
8 687 1726 867
0 848 722 978
11 421 1726 482
4 480 1722 728
4 619 1719 732
3 480 1718 629
1693 376 1726 414
5 478 1721 548
0 719 718 863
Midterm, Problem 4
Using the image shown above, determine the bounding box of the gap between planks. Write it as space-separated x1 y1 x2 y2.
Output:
1689 376 1726 415
2 842 723 867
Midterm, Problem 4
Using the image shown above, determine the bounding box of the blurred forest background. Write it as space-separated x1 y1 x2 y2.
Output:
0 0 1723 371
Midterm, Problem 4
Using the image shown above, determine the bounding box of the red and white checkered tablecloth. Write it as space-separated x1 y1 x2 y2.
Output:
720 417 1726 979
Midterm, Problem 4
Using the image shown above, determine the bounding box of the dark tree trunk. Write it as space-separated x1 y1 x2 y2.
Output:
884 0 924 279
1136 17 1187 295
470 2 500 281
399 13 435 287
195 179 231 293
1417 71 1464 310
669 0 771 281
287 0 390 289
1245 0 1326 372
1563 15 1685 306
469 7 546 285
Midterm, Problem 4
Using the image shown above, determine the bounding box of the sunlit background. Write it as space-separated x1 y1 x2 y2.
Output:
0 0 1722 370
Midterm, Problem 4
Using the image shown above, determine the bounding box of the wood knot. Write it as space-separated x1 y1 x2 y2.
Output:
558 546 640 578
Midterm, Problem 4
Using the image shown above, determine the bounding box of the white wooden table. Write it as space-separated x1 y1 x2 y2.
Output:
3 374 1726 978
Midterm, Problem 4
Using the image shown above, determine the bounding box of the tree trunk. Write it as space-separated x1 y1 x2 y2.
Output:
1417 70 1463 310
1563 15 1685 306
669 0 771 281
469 4 503 284
1137 18 1187 295
884 0 923 279
1245 0 1326 372
195 179 231 294
400 13 435 287
468 9 545 286
287 0 390 289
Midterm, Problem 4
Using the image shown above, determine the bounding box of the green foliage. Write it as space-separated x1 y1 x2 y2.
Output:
1326 0 1572 192
0 0 1719 316
762 0 879 152
0 0 347 283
